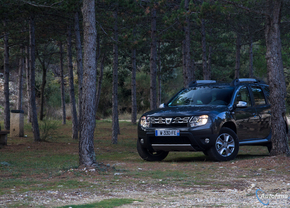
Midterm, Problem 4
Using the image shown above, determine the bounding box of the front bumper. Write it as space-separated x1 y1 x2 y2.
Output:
138 124 217 152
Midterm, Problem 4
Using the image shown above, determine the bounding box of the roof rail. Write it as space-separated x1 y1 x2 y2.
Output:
189 80 216 87
230 78 265 86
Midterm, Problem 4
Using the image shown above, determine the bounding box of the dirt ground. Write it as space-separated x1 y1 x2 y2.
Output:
1 140 290 208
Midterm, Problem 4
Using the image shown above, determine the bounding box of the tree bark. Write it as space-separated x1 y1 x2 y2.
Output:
235 31 241 79
96 54 105 113
17 47 24 110
207 45 212 78
67 25 78 140
249 35 254 78
131 44 137 124
3 20 10 130
59 41 66 125
29 14 40 141
25 45 31 123
265 0 289 156
202 19 209 80
39 60 47 121
185 0 191 85
112 8 119 144
150 4 157 110
75 11 83 131
157 41 161 107
191 49 195 81
182 40 188 87
79 0 97 167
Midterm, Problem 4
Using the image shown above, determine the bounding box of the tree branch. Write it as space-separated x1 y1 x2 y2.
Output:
221 0 269 17
21 0 64 8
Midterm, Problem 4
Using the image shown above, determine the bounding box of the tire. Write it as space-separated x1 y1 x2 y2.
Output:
137 139 169 161
207 127 239 161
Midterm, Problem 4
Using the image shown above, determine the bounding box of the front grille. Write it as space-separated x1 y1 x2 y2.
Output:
150 116 190 127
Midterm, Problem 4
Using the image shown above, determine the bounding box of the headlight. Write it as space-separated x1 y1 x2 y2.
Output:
140 116 150 128
189 115 208 127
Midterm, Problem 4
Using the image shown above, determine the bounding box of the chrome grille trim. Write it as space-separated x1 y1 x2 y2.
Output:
150 117 190 124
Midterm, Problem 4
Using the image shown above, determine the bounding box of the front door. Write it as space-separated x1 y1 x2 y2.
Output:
233 86 258 140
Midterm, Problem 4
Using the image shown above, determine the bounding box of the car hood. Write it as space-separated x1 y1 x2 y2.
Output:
142 105 229 117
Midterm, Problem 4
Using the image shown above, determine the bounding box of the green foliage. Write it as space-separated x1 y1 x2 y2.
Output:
39 119 60 141
253 44 267 79
2 0 290 120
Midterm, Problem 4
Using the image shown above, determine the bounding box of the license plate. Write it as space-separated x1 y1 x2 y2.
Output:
155 130 180 136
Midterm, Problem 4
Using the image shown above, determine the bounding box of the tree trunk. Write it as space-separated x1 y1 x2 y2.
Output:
25 45 31 123
249 35 254 78
207 45 212 78
202 19 209 80
17 47 24 110
206 29 212 80
157 41 161 107
96 54 105 113
265 0 289 156
3 20 10 130
59 41 66 125
29 14 40 141
79 0 97 167
131 45 137 124
150 5 157 110
67 25 78 140
191 48 196 81
185 0 191 85
39 62 46 121
112 8 119 144
235 32 241 79
75 11 83 131
182 40 188 87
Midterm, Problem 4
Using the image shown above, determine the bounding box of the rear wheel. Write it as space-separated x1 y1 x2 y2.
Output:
137 139 169 161
207 127 239 161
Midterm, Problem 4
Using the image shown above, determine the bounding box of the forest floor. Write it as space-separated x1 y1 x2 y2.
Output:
0 120 290 208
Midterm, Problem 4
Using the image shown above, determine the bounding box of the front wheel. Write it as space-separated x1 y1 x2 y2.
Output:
207 127 239 161
137 139 169 161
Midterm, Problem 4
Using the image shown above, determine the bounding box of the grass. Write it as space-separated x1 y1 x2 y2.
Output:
0 119 290 207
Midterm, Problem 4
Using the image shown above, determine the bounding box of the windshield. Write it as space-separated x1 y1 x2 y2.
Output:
168 86 234 107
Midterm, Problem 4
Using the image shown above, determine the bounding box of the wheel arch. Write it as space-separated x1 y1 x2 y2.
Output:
221 121 237 134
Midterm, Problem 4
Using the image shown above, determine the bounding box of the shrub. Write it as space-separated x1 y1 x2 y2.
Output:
39 119 60 141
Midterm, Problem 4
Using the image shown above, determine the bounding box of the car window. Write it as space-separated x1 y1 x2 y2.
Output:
235 86 251 107
251 86 266 105
168 86 234 106
261 85 270 104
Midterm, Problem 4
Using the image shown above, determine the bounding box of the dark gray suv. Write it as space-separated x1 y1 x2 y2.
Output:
137 78 288 162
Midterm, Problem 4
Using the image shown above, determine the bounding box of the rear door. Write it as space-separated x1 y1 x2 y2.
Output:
250 85 271 138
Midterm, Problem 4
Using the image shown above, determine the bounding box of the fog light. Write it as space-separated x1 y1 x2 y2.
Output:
205 138 210 144
140 138 144 144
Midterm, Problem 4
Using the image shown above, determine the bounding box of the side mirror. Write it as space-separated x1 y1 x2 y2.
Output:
159 103 165 108
236 101 248 108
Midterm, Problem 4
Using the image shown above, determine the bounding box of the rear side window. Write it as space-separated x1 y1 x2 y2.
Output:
251 86 266 105
262 85 270 104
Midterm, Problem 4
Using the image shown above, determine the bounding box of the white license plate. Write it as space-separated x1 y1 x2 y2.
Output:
155 130 180 136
